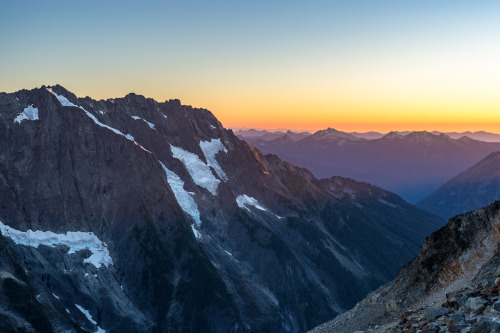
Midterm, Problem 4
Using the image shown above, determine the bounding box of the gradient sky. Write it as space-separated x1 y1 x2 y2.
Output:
1 1 499 133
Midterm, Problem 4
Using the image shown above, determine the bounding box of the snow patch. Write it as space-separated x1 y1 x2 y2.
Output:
378 199 398 208
131 116 156 130
84 109 135 141
14 105 39 123
53 293 60 299
191 225 201 239
75 304 96 325
162 114 167 119
76 304 107 332
170 145 221 195
0 220 113 269
199 139 228 181
210 125 216 129
47 89 135 142
99 110 104 115
236 195 267 212
159 162 201 225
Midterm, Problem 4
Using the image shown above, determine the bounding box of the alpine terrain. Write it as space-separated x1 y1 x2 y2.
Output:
310 201 500 333
0 85 442 332
418 151 500 220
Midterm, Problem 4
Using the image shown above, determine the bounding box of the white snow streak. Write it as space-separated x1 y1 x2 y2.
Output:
199 139 228 181
170 145 221 195
378 199 398 209
47 89 135 142
236 195 267 212
159 162 201 225
14 105 39 123
84 110 135 142
0 220 113 269
191 225 202 239
131 115 156 130
76 304 107 332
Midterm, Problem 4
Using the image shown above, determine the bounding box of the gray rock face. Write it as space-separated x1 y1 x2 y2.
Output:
424 307 449 321
464 297 487 314
0 85 444 332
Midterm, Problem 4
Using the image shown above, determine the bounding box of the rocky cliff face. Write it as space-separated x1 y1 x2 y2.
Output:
310 201 500 333
0 85 443 332
418 151 500 220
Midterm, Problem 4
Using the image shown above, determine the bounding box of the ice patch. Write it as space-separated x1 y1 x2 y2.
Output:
170 145 221 195
0 220 112 269
14 105 39 123
131 116 156 130
199 139 228 181
236 195 267 212
159 162 201 225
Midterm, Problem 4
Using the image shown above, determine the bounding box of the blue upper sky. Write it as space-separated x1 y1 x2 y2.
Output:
1 1 499 132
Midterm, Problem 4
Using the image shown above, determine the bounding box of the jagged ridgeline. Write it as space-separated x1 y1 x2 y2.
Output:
0 85 443 332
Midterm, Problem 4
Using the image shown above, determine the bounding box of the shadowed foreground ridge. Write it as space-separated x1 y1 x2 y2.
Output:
310 201 500 333
0 85 442 332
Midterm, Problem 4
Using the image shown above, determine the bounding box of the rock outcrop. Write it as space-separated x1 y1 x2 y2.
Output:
310 201 500 333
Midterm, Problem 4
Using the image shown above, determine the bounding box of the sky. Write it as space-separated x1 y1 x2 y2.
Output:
1 0 499 133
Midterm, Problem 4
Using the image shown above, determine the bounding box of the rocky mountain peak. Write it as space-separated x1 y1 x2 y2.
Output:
381 131 403 140
307 127 361 142
0 85 443 332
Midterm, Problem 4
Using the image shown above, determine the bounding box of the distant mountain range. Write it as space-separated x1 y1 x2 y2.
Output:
235 129 500 142
237 128 500 203
418 151 500 219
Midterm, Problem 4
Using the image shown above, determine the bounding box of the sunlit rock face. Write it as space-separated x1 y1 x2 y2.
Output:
0 85 443 332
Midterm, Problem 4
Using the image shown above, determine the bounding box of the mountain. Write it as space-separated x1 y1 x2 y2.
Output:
418 151 500 220
437 131 500 142
0 85 443 332
238 129 500 143
349 131 385 140
235 129 311 142
310 200 500 333
243 129 500 203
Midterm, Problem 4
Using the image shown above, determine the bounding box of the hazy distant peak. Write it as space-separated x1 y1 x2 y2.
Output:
311 127 361 141
404 131 449 142
457 136 476 143
270 134 295 144
381 131 403 139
